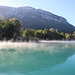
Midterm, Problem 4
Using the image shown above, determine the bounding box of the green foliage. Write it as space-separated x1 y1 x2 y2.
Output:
43 28 48 34
73 31 75 39
35 30 43 39
23 28 74 40
0 18 75 41
65 33 72 40
0 20 2 39
0 18 23 40
10 18 23 37
23 29 35 37
60 32 65 36
49 28 56 32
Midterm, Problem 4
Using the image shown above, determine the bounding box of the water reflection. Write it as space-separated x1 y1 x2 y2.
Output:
0 42 75 74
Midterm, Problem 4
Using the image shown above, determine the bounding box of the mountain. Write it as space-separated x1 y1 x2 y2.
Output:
0 6 75 33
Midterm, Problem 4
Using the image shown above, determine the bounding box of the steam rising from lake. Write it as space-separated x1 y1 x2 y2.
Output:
0 41 75 51
0 41 39 50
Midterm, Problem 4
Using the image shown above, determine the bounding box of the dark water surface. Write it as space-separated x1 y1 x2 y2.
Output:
0 41 75 75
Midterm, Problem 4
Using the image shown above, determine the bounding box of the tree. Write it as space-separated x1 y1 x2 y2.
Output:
35 30 43 39
0 20 2 39
42 28 49 39
0 18 23 40
43 28 48 34
2 18 14 39
23 29 35 37
73 31 75 39
10 18 23 39
49 28 56 32
65 33 71 40
60 32 64 36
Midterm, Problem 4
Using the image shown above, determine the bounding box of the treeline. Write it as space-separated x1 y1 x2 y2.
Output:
23 28 75 40
0 18 75 41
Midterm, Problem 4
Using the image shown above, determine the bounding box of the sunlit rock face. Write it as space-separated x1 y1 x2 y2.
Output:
0 6 75 33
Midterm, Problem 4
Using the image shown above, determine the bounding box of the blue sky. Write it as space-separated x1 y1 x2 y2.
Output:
0 0 75 26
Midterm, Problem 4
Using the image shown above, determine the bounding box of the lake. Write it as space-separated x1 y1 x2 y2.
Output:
0 41 75 75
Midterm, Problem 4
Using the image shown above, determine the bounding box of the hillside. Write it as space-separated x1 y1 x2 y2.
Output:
0 6 75 33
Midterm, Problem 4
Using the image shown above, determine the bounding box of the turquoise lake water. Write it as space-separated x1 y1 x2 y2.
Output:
0 41 75 75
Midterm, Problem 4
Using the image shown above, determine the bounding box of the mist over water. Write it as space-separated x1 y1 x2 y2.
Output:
0 41 75 49
0 41 75 75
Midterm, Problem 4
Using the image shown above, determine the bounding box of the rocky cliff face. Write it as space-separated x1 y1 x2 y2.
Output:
0 6 75 33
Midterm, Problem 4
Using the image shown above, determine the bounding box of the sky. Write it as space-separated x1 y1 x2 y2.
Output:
0 0 75 26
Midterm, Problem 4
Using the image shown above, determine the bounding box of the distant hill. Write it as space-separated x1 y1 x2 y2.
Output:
0 6 75 33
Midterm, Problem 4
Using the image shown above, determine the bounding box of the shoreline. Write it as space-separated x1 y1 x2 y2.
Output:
0 40 75 43
39 40 75 43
